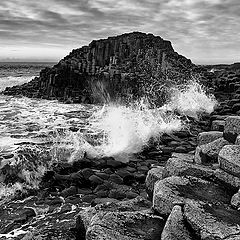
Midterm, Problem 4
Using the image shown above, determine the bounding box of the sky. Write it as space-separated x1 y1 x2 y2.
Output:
0 0 239 64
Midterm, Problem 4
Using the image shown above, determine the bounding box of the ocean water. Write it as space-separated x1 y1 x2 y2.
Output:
0 62 217 200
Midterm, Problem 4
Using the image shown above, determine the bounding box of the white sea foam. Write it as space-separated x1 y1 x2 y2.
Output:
0 76 35 91
163 80 217 118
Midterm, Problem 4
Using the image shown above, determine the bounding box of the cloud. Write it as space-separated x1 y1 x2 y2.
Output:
0 0 239 63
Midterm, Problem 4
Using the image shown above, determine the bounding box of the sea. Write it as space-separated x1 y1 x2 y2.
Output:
0 62 217 201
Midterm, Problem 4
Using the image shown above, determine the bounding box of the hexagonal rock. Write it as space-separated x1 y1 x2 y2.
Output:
184 199 240 240
161 205 193 240
218 145 240 177
211 120 225 131
194 138 230 164
224 116 240 143
145 167 165 199
164 157 214 179
153 176 231 216
198 131 223 146
76 197 164 240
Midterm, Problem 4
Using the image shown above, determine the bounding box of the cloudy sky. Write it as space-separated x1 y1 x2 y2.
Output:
0 0 239 64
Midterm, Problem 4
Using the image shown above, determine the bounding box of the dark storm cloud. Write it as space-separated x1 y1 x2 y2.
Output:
0 0 239 63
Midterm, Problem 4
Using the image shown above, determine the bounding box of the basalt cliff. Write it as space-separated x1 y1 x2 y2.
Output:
3 32 195 104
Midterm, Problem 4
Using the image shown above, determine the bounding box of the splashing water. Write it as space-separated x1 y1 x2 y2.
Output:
164 80 217 118
0 79 218 199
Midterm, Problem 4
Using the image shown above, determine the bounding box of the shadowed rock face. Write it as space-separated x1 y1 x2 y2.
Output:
3 32 194 104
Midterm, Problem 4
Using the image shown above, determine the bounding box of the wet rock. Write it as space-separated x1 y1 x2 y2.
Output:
61 186 78 197
89 175 104 185
218 145 240 177
175 146 188 153
184 199 240 240
224 116 240 143
153 176 232 216
106 158 123 168
82 194 97 203
194 137 230 164
211 120 225 131
198 131 223 146
82 168 94 179
94 172 109 180
145 167 165 199
133 172 146 183
161 205 193 240
109 173 123 184
116 169 131 179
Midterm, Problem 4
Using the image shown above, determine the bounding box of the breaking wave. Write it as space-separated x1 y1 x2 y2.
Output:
0 79 217 199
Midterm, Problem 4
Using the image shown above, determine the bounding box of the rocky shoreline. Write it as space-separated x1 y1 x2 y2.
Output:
1 32 240 239
2 103 240 239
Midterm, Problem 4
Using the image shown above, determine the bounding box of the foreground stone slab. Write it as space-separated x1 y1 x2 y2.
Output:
224 116 240 143
161 205 192 240
153 176 231 216
145 167 165 199
194 138 230 164
198 131 223 146
77 197 164 240
184 199 240 240
86 210 164 240
218 145 240 177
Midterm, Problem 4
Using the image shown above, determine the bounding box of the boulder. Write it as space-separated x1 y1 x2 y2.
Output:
76 196 164 240
194 138 230 164
153 176 232 216
198 131 223 146
161 205 192 240
224 116 240 143
184 199 240 240
218 145 240 177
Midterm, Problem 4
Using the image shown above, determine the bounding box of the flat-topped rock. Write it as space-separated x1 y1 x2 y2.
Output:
224 116 240 143
165 157 215 179
195 137 230 164
153 176 232 216
198 131 223 146
77 196 164 240
184 199 240 240
219 145 240 177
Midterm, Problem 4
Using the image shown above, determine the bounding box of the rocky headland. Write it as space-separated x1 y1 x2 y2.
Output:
3 32 197 104
1 32 240 239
